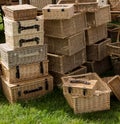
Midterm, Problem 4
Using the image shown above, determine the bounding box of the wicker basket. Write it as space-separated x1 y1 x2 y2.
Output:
109 0 120 11
5 32 44 49
110 55 120 75
1 60 48 83
42 4 74 20
0 43 47 68
48 48 86 73
4 16 44 36
87 38 111 61
63 73 111 114
107 42 120 56
1 75 53 103
45 31 85 56
107 75 120 101
45 13 86 38
85 24 107 45
86 5 111 27
50 66 87 86
29 0 52 11
84 56 112 75
62 76 97 97
2 4 37 21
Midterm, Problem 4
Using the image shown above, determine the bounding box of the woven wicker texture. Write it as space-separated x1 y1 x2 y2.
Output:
2 4 37 21
0 43 47 68
48 48 86 73
1 75 53 103
62 73 111 114
46 31 85 56
42 4 74 20
1 60 48 83
87 38 111 61
45 13 86 38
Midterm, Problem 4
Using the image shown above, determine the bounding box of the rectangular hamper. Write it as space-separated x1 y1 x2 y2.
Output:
1 75 53 103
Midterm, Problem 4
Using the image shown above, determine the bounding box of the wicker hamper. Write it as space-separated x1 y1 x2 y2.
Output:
62 73 111 114
85 24 107 45
107 75 120 101
48 48 86 73
84 56 112 75
86 5 111 27
44 13 86 38
0 43 47 68
1 75 53 103
5 32 44 49
45 31 86 56
4 16 44 36
1 60 48 83
42 4 74 20
2 4 37 21
87 38 111 61
109 0 120 11
107 42 120 56
50 66 87 86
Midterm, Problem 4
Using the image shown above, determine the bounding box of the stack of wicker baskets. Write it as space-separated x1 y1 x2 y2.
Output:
79 0 112 75
0 4 53 103
42 4 87 86
62 73 111 114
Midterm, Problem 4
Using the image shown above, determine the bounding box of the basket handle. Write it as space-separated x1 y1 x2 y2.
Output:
70 79 90 85
68 87 72 93
19 37 39 47
18 21 40 34
40 62 44 74
16 66 20 79
23 87 43 95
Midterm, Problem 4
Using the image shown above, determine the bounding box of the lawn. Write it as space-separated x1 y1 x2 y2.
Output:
0 14 120 124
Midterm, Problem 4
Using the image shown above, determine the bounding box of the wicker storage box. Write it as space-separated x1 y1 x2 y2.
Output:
45 32 85 56
109 0 120 11
85 24 107 45
42 4 74 20
1 60 48 83
107 42 120 56
0 43 47 68
1 75 53 103
5 32 44 49
29 0 52 11
4 16 44 36
45 13 86 38
107 23 120 42
62 75 97 97
107 75 120 101
50 66 87 86
63 73 111 114
87 38 111 61
2 4 37 21
86 5 111 27
84 56 112 75
48 48 86 73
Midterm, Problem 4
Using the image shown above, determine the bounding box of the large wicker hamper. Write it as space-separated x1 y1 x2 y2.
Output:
62 73 111 114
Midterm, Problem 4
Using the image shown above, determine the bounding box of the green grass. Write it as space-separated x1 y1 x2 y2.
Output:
0 88 120 124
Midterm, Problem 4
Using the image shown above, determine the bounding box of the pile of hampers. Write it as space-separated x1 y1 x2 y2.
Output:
0 0 120 114
0 4 53 103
